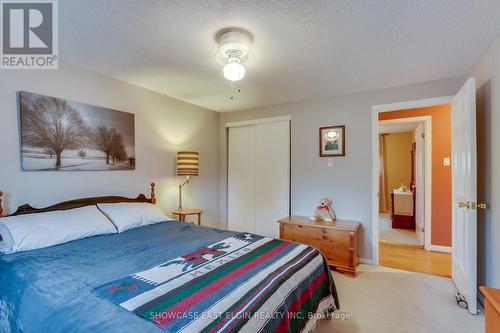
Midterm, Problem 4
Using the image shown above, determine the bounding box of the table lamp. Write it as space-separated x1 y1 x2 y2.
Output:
176 151 199 209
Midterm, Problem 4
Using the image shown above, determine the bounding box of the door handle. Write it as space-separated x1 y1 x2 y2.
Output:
458 201 471 209
477 203 488 210
458 201 488 210
472 202 488 210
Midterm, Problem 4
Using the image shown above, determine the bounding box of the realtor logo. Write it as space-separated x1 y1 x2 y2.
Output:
1 0 58 69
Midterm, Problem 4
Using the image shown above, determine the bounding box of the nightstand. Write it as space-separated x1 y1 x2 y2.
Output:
171 208 203 225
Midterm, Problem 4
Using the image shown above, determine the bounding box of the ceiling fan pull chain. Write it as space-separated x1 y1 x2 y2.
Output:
229 82 241 101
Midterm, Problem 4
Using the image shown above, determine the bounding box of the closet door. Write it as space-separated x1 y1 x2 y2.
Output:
255 121 290 238
228 119 290 238
228 125 256 233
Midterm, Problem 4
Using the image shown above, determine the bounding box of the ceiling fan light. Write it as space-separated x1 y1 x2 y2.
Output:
223 62 245 81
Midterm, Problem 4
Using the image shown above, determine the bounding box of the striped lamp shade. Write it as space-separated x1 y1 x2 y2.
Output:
176 151 199 176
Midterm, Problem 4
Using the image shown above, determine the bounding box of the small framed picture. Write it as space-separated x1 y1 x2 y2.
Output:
319 125 345 157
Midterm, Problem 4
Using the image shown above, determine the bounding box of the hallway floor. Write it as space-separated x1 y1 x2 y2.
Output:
379 242 451 277
378 212 420 246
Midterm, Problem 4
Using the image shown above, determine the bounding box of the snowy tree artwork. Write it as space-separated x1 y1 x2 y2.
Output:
21 91 135 171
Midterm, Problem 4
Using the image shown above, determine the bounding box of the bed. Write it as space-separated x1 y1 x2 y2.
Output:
0 185 339 333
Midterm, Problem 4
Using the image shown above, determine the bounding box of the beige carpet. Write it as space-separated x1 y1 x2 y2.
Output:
379 213 420 246
315 265 484 333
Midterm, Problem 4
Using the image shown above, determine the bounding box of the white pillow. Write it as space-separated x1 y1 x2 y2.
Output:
0 205 117 254
97 202 171 233
0 222 14 253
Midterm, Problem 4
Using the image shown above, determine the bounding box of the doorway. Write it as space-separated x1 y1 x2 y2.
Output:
371 97 453 277
371 79 479 314
378 117 428 248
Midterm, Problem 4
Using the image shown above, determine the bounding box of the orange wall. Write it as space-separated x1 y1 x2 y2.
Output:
379 104 451 247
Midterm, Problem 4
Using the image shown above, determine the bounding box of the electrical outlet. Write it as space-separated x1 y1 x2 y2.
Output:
443 157 451 167
328 158 333 167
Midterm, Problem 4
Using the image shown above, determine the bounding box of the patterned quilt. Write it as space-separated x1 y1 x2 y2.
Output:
94 232 338 333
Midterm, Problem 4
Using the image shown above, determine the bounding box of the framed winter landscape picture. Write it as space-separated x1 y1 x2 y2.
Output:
20 91 135 171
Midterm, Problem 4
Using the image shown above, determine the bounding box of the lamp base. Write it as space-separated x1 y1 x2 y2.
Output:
178 184 182 210
178 176 190 209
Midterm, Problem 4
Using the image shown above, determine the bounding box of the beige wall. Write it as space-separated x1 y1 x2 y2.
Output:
382 132 414 207
219 76 465 260
0 62 221 227
469 34 500 288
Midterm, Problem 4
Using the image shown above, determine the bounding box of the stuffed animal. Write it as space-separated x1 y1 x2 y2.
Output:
310 198 337 222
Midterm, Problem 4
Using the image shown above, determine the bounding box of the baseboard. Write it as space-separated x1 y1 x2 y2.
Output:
359 258 374 265
429 245 452 253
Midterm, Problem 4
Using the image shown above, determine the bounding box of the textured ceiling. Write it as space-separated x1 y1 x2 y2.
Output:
59 1 500 112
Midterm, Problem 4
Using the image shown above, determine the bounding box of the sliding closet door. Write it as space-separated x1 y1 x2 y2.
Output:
228 125 256 233
255 121 290 238
228 119 290 238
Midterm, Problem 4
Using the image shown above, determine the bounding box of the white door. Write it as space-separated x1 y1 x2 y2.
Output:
414 123 425 245
451 77 477 314
228 125 256 234
255 121 290 238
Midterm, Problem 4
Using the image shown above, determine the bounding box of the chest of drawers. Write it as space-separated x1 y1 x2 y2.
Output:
278 216 360 277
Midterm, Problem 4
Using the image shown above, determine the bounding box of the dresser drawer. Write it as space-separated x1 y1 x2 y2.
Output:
282 224 323 249
322 231 357 268
322 243 350 267
321 230 350 248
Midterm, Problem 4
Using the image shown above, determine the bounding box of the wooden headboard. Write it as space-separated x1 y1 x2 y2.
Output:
0 183 156 217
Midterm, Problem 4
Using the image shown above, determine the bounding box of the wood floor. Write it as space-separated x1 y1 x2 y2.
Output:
379 241 451 277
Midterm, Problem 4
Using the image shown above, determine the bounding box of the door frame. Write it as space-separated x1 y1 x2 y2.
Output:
371 96 453 265
226 115 292 128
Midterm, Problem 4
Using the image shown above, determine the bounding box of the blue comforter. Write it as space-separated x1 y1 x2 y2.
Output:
0 221 239 333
